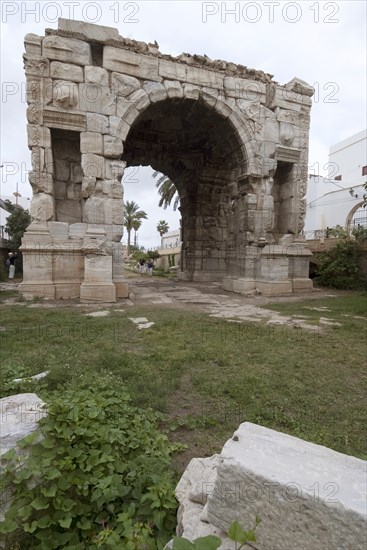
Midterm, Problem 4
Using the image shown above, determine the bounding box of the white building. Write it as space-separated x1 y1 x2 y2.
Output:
304 176 365 238
304 130 366 238
328 129 367 185
160 229 181 248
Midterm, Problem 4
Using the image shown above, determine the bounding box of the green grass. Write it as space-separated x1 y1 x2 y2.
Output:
1 292 366 470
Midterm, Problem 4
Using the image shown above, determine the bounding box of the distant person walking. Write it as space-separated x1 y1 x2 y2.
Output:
6 252 17 280
147 259 154 276
139 258 145 275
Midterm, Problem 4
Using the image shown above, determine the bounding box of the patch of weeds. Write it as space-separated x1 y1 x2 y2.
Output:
0 382 178 549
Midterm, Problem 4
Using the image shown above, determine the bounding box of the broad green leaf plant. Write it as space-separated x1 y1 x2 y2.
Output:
0 384 178 549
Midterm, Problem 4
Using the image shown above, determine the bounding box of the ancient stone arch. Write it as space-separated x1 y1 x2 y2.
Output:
20 18 314 301
346 201 365 230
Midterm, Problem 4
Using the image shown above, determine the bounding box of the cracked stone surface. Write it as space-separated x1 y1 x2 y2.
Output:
127 278 338 332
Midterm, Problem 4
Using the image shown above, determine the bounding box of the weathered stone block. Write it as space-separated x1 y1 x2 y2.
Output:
186 66 224 90
26 103 43 126
79 84 116 115
143 81 167 103
127 89 150 111
268 86 307 112
0 393 47 457
205 423 367 549
159 59 187 81
103 46 160 81
103 198 124 225
54 159 71 182
85 66 109 86
105 160 126 180
24 33 43 58
81 153 104 178
104 136 123 158
224 77 266 102
109 116 130 141
264 116 279 142
43 35 92 66
54 181 66 199
69 223 87 239
80 132 103 154
111 225 124 242
47 221 69 240
201 88 218 108
83 196 104 223
53 80 79 110
23 57 49 77
111 72 141 97
28 171 53 194
164 80 184 99
116 99 139 124
276 108 302 124
27 125 51 148
50 61 84 82
81 176 96 198
183 83 201 100
71 162 83 184
56 199 82 224
86 112 109 134
43 147 54 174
58 18 119 41
30 193 55 221
213 97 233 119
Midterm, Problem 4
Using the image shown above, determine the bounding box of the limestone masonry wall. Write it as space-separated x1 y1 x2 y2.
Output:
20 18 315 301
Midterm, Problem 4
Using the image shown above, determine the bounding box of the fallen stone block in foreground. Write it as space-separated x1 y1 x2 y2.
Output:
175 422 367 549
205 422 367 549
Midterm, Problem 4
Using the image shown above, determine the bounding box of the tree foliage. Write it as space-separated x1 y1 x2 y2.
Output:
3 200 31 251
157 221 169 246
124 201 148 254
156 221 169 237
316 237 366 290
153 172 180 211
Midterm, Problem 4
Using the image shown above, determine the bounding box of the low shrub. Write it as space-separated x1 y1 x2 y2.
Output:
316 239 366 290
0 383 178 549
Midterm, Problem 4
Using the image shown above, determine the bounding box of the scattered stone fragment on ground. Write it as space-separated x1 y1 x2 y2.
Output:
13 371 49 383
128 317 155 329
85 310 110 317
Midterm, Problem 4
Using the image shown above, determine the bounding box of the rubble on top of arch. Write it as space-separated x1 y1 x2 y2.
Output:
44 20 275 84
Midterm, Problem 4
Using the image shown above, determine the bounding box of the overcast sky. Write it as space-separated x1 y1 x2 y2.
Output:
0 0 366 248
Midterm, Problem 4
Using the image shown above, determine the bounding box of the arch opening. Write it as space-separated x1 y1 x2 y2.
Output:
123 98 248 281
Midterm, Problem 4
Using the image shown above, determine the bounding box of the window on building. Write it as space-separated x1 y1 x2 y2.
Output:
335 175 342 181
362 165 367 176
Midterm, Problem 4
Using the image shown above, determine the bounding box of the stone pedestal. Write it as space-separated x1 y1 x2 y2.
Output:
19 223 55 299
287 239 314 292
111 241 129 298
80 255 116 302
53 245 84 299
222 277 256 294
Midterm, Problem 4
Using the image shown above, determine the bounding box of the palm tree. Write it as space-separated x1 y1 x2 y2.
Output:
132 219 141 247
153 171 180 211
157 220 169 247
124 201 147 255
